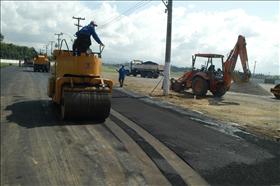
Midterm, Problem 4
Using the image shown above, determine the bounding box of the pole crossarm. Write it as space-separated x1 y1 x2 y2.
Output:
161 0 168 8
72 16 85 32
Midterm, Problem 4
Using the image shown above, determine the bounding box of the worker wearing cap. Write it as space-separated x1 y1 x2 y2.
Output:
116 65 127 87
73 21 104 55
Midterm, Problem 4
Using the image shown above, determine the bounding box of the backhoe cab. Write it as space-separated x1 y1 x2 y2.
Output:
171 54 226 97
192 54 226 96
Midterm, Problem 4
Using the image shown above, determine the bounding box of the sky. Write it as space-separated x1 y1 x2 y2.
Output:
1 1 279 75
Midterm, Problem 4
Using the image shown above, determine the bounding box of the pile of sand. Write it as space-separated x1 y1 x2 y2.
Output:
229 81 271 96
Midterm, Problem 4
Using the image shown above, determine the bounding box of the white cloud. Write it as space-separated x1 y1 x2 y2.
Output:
1 1 279 75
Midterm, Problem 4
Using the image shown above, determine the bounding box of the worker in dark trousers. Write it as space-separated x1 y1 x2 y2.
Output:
117 65 127 87
73 20 104 55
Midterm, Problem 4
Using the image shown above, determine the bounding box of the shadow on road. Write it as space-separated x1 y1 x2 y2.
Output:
271 97 280 101
208 97 240 106
5 100 104 128
21 69 34 72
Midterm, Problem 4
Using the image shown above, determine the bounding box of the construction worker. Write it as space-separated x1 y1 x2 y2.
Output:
73 20 104 55
117 65 127 87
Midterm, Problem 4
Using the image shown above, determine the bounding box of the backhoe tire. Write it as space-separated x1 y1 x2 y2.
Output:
275 95 280 99
212 83 227 97
192 76 208 97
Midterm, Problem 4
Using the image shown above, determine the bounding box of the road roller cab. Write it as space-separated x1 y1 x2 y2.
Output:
48 44 113 120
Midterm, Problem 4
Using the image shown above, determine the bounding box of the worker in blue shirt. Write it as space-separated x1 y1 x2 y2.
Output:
73 20 104 55
116 65 127 87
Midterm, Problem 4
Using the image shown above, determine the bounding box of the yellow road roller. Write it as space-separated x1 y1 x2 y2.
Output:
47 43 113 120
34 54 50 72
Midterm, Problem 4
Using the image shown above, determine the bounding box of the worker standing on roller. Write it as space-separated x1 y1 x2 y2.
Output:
117 65 127 87
73 20 104 55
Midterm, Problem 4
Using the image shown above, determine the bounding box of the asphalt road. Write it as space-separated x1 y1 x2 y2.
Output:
1 66 280 186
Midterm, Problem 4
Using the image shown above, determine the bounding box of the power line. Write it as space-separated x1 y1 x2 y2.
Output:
100 1 146 26
99 0 151 28
107 1 151 26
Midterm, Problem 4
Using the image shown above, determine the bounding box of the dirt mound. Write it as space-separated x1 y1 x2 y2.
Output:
229 81 271 96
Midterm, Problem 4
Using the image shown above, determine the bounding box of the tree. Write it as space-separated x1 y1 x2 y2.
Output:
0 42 37 60
0 33 3 42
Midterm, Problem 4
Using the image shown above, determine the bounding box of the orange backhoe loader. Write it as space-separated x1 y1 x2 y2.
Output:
170 35 251 97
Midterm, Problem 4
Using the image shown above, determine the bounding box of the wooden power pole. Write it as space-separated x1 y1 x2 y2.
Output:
45 44 48 55
253 60 257 77
54 32 63 49
72 16 85 32
162 0 173 96
49 41 55 55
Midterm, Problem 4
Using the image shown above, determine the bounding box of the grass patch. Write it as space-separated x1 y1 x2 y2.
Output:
0 63 13 68
102 64 118 73
170 71 185 78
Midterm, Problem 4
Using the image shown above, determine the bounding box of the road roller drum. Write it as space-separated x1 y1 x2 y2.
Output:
61 91 111 120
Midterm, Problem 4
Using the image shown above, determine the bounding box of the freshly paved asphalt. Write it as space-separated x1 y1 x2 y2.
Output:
111 89 280 186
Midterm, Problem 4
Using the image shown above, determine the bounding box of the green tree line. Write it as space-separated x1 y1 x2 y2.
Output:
0 33 37 60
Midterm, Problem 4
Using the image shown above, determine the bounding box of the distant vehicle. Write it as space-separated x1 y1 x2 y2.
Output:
126 60 164 78
22 57 34 67
33 54 50 72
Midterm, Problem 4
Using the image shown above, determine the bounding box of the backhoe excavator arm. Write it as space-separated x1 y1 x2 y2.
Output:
224 35 251 88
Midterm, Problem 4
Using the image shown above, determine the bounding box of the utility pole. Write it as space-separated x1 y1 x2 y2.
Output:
162 0 173 96
45 44 48 55
72 16 85 32
49 41 55 55
253 60 257 77
54 32 63 49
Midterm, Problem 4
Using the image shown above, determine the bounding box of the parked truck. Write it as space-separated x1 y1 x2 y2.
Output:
126 60 164 78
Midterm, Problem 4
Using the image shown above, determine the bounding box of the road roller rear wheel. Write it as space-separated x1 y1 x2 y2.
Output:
61 90 111 121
